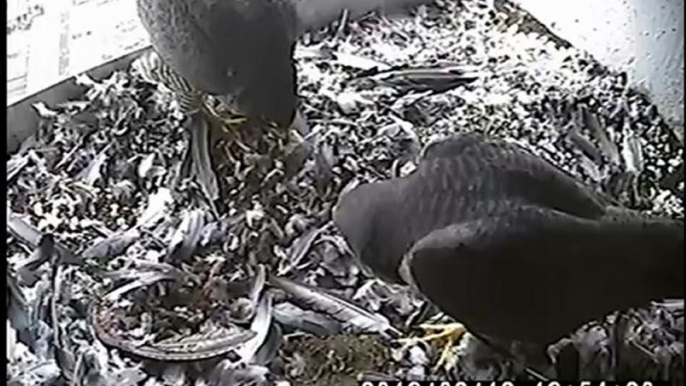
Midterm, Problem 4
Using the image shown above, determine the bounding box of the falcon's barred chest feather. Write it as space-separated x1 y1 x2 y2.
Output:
133 51 201 115
136 0 299 127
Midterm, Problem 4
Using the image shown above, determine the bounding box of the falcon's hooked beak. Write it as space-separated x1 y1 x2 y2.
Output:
290 109 310 136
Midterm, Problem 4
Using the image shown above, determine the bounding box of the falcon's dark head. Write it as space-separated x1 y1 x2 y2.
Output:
333 183 377 261
333 180 411 284
235 58 298 129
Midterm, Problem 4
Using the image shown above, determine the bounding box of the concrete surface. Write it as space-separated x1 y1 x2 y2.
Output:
513 0 684 138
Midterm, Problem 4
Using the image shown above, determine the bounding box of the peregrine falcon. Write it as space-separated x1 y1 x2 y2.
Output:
333 133 684 368
135 0 306 200
137 0 300 127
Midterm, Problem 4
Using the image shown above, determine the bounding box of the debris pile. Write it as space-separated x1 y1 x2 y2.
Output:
7 0 683 384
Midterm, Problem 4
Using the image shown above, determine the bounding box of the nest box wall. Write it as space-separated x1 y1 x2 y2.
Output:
513 0 684 140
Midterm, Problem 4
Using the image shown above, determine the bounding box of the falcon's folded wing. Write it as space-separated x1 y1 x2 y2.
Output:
404 205 684 346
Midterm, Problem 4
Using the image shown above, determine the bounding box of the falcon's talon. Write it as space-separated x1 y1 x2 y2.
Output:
206 109 246 131
202 100 247 133
217 116 247 127
220 133 251 154
418 323 466 332
434 341 458 373
396 322 467 371
204 109 253 155
235 138 252 153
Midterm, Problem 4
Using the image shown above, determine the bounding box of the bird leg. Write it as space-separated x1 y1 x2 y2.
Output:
216 114 248 128
185 113 219 203
283 129 309 158
397 322 467 371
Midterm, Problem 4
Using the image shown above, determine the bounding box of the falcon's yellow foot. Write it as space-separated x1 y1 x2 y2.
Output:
203 102 248 134
217 115 248 128
206 110 246 134
397 322 467 372
203 111 251 156
216 116 252 154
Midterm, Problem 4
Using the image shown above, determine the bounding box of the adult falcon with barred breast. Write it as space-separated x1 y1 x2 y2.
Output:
135 0 307 200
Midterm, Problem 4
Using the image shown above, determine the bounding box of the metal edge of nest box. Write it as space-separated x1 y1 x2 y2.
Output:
5 46 154 156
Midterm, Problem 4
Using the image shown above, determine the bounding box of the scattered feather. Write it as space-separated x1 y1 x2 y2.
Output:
272 302 342 336
270 276 400 337
81 228 142 262
5 0 682 383
235 293 274 364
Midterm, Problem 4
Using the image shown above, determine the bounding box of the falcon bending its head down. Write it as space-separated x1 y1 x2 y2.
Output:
334 133 684 371
135 0 306 201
